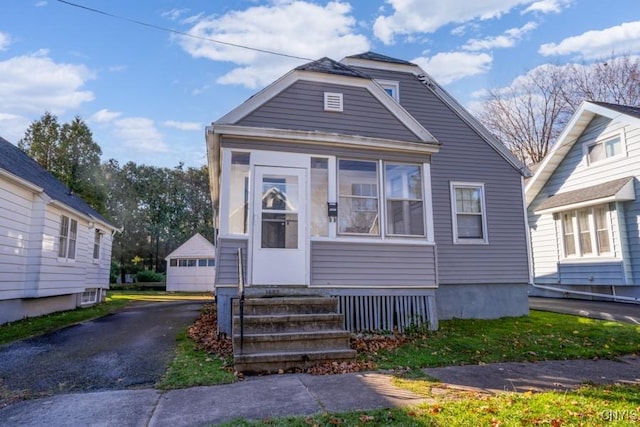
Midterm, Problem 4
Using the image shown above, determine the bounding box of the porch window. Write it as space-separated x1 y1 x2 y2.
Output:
228 152 250 234
58 215 78 259
450 183 487 244
384 163 424 236
338 160 379 235
310 157 329 237
560 204 612 258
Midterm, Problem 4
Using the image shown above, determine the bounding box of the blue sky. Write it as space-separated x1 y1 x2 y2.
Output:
2 0 640 168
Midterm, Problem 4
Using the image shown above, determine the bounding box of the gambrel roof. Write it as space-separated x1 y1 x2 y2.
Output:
525 101 640 205
0 136 114 228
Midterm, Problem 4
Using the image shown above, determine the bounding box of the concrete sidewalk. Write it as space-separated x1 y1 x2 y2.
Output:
2 355 639 427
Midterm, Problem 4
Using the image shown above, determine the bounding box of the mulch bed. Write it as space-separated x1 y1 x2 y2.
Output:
187 303 408 375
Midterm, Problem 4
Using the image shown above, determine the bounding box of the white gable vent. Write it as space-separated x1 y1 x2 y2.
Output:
324 92 343 112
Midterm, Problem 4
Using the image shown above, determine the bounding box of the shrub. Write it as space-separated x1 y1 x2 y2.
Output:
136 270 165 282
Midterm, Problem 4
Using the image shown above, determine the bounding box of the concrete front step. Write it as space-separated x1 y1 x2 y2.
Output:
234 349 357 374
233 330 351 353
233 313 345 334
233 297 338 316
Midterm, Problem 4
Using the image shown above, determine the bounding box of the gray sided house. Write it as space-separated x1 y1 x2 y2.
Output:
0 137 117 324
208 52 531 335
526 101 640 301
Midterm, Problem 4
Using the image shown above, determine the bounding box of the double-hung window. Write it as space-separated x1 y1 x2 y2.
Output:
93 229 102 261
450 182 487 244
585 135 625 165
58 215 78 259
338 159 379 235
561 205 611 258
385 163 424 236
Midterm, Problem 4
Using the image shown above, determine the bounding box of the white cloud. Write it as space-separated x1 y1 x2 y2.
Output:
112 117 169 153
0 113 31 143
176 1 369 89
162 8 190 21
412 52 493 84
0 50 95 116
0 32 11 51
374 0 538 44
523 0 572 14
163 120 201 131
89 109 122 124
35 1 47 7
463 21 537 51
539 21 640 59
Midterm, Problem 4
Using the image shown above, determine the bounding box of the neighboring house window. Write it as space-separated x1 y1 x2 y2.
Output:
385 163 424 236
376 80 399 102
560 205 612 258
585 135 624 165
174 258 215 267
58 215 78 259
93 229 102 260
338 159 379 235
450 183 488 244
228 152 250 234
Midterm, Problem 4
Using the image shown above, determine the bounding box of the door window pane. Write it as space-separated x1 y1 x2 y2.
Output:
262 175 298 211
261 213 298 249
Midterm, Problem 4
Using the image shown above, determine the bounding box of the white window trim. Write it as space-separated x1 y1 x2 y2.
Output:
58 215 78 262
558 205 614 259
450 182 489 245
383 161 426 238
376 79 400 102
93 229 102 263
583 130 627 167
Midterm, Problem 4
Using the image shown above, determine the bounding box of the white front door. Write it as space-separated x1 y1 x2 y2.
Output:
251 166 307 285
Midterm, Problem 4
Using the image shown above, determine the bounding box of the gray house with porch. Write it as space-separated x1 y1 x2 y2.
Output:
206 52 530 369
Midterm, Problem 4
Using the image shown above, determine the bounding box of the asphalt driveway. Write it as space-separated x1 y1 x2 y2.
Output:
0 300 206 399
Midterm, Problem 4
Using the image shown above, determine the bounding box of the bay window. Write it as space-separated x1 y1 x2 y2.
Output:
560 205 612 258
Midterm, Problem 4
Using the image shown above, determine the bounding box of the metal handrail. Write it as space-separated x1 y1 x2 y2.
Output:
237 248 245 354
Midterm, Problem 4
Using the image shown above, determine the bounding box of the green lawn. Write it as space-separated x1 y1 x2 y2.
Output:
215 382 640 426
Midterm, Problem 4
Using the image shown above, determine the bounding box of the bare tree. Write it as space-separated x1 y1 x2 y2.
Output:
478 53 640 165
478 64 570 164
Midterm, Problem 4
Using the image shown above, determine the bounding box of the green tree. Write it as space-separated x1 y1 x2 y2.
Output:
19 112 106 213
19 111 60 172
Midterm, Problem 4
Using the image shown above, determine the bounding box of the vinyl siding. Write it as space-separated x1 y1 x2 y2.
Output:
558 261 626 285
529 114 640 285
310 241 436 287
354 68 529 285
0 179 33 298
215 237 247 285
237 80 420 142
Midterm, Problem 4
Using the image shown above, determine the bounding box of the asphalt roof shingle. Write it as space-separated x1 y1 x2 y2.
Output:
536 176 635 212
0 136 114 227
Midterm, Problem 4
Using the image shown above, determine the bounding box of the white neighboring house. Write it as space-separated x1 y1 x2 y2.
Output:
0 137 117 324
165 233 216 292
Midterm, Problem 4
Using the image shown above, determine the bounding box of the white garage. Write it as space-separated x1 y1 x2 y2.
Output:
165 233 216 292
